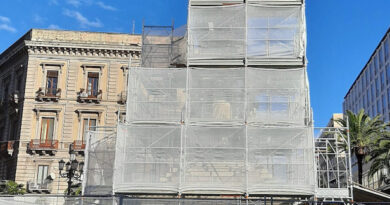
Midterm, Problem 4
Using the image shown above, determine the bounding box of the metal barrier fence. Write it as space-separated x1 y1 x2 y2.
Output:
0 196 388 205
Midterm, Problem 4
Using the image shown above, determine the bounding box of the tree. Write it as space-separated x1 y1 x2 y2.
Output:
336 109 388 185
367 131 390 184
3 181 25 195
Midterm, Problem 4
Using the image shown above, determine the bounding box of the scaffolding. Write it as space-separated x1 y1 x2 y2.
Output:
315 127 353 201
83 0 353 202
83 127 116 195
117 67 315 195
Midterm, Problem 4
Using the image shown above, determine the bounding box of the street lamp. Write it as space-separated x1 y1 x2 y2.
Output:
58 156 84 195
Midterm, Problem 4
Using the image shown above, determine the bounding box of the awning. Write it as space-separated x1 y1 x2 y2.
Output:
353 184 390 202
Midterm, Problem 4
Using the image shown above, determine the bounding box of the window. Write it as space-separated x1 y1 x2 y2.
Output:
36 165 48 185
46 71 58 96
381 72 386 91
87 72 99 97
374 55 379 75
382 96 386 116
376 78 380 94
387 65 390 85
40 118 54 142
362 74 366 91
379 47 385 68
377 100 381 115
366 69 370 86
388 89 390 110
367 86 372 103
371 85 376 101
363 94 367 109
82 118 97 141
385 37 390 62
370 63 374 80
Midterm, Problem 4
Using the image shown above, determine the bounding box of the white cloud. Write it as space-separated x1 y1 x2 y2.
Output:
0 16 16 33
48 24 61 30
0 16 10 23
63 9 103 28
66 0 81 7
33 14 45 24
96 1 117 11
0 24 16 33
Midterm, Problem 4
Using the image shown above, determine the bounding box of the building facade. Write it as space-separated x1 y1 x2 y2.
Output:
343 28 390 119
343 28 390 192
0 29 141 194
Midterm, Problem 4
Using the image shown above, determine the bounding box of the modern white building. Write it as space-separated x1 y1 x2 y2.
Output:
343 28 390 192
343 28 390 120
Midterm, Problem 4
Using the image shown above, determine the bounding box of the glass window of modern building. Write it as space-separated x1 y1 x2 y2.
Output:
376 78 380 94
379 47 385 68
345 29 390 121
385 37 390 62
386 65 390 84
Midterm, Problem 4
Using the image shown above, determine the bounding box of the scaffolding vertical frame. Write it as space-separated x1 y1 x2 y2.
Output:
314 126 353 201
82 0 353 202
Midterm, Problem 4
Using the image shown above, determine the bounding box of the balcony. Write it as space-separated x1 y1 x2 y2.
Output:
70 140 86 156
27 139 58 155
0 141 15 157
27 181 51 194
78 88 102 103
36 87 61 102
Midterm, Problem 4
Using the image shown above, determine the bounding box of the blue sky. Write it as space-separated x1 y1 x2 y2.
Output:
0 0 389 126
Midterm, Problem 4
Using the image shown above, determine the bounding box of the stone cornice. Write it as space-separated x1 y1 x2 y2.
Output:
1 40 141 67
26 41 141 59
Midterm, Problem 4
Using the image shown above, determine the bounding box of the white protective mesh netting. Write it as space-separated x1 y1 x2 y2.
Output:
126 68 187 123
189 4 245 60
114 67 314 195
188 4 304 61
83 130 116 195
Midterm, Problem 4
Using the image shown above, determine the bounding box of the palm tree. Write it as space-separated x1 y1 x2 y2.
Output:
336 109 388 185
368 132 390 185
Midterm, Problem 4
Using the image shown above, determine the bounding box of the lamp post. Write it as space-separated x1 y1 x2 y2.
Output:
58 153 84 195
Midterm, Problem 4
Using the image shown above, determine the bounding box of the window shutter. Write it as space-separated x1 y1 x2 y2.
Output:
47 71 58 77
88 72 99 78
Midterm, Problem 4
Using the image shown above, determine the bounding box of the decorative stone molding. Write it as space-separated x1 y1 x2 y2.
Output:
26 44 140 59
81 64 105 75
75 109 104 122
33 107 61 120
40 62 64 74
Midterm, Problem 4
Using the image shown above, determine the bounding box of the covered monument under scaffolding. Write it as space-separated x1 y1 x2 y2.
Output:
82 0 353 203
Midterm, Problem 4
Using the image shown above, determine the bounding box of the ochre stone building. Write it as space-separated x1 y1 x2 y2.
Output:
0 29 141 194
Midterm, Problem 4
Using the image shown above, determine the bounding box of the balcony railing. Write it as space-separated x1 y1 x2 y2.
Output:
0 141 15 156
27 181 51 193
36 87 61 101
78 88 102 103
27 139 58 155
70 140 86 155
